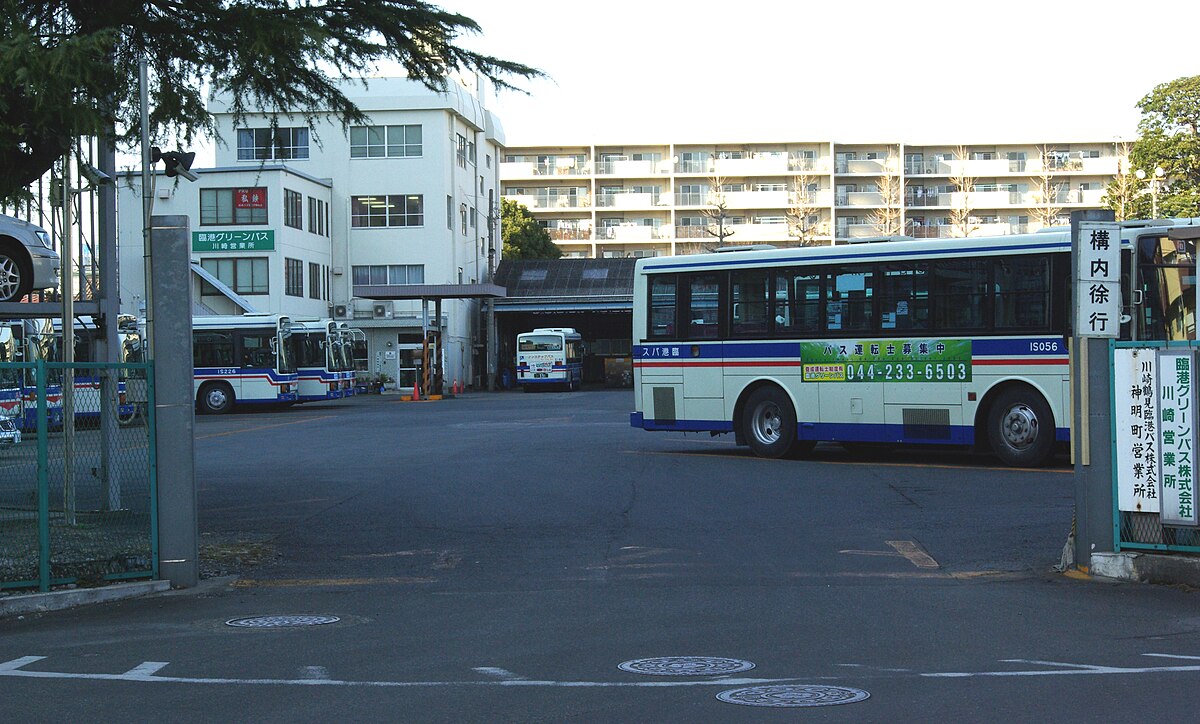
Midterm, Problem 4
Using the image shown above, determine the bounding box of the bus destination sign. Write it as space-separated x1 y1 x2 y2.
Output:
801 339 971 383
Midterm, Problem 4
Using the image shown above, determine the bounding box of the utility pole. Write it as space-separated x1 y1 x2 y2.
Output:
486 192 497 391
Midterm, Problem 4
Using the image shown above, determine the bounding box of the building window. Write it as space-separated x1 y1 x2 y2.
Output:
200 257 268 295
285 257 304 297
351 264 425 285
200 188 268 226
307 197 328 236
456 134 467 167
308 262 321 300
236 127 309 160
350 194 424 228
460 203 468 235
349 124 422 158
447 195 454 229
284 189 303 229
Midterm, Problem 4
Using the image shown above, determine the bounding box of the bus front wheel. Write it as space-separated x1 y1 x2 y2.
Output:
198 382 234 415
987 387 1054 467
741 386 812 459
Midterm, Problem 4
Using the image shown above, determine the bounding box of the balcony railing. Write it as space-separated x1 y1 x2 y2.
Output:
507 193 591 209
596 191 664 208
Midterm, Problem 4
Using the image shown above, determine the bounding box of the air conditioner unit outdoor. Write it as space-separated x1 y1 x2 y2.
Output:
333 304 348 318
372 302 393 319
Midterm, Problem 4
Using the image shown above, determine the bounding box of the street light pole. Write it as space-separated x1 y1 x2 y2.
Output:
1135 166 1165 219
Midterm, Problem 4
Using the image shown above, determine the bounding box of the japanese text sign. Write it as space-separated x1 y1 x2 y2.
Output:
1114 348 1160 513
1158 351 1197 526
1074 221 1121 338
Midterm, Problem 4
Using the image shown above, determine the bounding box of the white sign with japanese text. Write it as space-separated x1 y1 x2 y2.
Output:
1074 221 1121 338
1157 351 1197 526
1114 348 1160 513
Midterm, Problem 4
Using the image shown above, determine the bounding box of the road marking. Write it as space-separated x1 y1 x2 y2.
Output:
923 654 1200 678
474 667 526 681
886 540 940 569
124 662 169 677
0 657 792 688
231 576 435 588
197 415 335 440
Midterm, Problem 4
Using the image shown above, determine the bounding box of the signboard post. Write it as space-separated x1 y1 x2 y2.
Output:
1114 348 1160 513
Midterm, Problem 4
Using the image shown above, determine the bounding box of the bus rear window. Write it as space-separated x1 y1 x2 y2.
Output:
519 335 563 352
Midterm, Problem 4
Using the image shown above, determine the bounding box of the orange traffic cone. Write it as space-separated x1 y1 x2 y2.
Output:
452 378 459 395
412 381 420 401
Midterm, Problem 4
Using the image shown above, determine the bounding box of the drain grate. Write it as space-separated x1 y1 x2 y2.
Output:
618 657 756 676
225 615 341 628
717 684 870 707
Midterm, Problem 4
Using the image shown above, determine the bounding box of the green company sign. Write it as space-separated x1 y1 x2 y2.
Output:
191 230 275 252
800 339 972 383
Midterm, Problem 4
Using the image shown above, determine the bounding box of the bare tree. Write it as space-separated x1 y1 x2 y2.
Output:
1029 145 1065 229
786 155 825 246
869 150 904 236
1102 141 1140 221
947 145 977 237
702 165 736 247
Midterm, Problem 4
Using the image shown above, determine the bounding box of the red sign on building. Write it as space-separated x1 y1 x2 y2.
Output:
234 187 267 209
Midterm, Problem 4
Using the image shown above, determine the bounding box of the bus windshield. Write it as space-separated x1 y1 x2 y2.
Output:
519 335 562 352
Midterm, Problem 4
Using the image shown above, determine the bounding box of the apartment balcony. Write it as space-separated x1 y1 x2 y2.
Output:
712 155 790 175
727 222 793 242
595 159 670 176
723 190 790 209
598 225 663 242
547 227 592 241
501 161 592 178
839 191 886 207
507 193 591 210
837 223 888 239
835 158 892 174
596 191 666 208
789 159 830 173
1062 188 1107 205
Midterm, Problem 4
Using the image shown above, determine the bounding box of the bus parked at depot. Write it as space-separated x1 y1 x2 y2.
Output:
630 219 1199 466
290 319 356 403
516 327 583 391
192 314 298 414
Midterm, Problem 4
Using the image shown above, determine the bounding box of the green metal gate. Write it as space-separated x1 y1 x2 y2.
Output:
0 360 156 591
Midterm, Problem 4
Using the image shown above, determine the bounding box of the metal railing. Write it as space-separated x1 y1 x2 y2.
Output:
0 361 156 592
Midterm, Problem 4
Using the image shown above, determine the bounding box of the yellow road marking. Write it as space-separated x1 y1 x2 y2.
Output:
197 415 335 439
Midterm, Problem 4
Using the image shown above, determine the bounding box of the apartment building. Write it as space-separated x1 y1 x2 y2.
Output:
499 141 1122 256
117 77 504 388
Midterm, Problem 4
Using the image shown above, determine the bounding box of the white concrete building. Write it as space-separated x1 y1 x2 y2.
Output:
118 77 505 389
499 140 1123 256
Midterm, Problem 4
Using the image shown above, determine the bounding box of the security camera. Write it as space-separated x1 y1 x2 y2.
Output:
79 162 113 187
171 164 200 183
153 148 199 182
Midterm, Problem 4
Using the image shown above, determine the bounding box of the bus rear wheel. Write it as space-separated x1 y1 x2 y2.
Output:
741 386 812 459
987 387 1054 467
198 382 234 415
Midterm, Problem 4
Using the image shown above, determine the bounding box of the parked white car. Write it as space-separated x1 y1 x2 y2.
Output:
0 213 61 302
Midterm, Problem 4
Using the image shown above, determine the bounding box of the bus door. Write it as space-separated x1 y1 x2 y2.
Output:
681 273 724 422
1134 230 1198 342
818 267 885 442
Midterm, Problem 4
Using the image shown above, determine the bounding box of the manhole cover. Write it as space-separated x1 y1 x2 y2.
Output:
717 684 870 708
225 615 341 628
617 657 755 676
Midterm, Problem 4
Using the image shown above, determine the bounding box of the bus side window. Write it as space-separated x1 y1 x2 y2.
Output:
994 256 1050 330
648 275 677 339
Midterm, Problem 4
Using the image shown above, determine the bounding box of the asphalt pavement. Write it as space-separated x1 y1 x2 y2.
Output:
3 388 1200 722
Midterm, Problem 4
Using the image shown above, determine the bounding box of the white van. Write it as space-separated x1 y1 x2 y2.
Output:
0 213 61 302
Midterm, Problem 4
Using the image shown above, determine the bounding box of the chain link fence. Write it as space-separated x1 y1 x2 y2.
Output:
0 361 156 591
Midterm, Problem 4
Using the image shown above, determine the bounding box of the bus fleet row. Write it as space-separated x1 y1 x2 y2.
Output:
0 314 365 429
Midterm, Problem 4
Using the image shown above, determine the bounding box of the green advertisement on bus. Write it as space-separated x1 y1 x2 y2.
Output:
800 339 972 383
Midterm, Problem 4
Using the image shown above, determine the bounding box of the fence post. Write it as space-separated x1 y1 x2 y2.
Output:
36 358 49 592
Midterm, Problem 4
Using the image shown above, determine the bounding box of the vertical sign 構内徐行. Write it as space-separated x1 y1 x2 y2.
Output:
1074 221 1121 338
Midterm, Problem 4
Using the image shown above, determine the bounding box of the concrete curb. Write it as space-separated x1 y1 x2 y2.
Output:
1090 552 1200 588
0 580 171 618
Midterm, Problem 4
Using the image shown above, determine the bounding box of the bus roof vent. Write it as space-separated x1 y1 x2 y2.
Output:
715 244 776 253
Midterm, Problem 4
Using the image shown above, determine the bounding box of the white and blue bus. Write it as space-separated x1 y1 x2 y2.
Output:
290 319 354 403
630 220 1200 466
516 327 584 392
193 314 298 414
